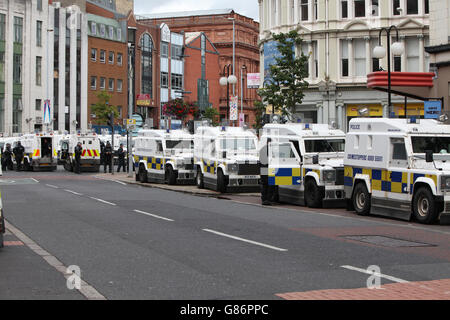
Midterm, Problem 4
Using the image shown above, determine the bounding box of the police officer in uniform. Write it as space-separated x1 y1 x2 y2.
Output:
117 143 126 173
259 141 274 206
2 143 13 171
13 141 25 172
104 141 113 173
100 140 105 166
74 142 82 174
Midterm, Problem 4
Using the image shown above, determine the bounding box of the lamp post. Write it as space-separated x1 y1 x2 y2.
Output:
373 25 404 117
219 64 237 125
127 43 134 177
227 17 236 96
240 65 247 126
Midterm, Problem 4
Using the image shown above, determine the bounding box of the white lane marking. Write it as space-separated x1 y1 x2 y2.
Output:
133 209 174 222
64 189 83 196
5 220 106 300
341 265 409 284
31 178 39 183
113 180 127 186
46 184 59 189
89 197 116 206
202 229 288 252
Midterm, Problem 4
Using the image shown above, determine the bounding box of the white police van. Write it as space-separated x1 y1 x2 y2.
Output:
194 126 260 193
260 123 346 207
19 133 58 171
59 133 101 172
345 117 450 224
134 129 195 185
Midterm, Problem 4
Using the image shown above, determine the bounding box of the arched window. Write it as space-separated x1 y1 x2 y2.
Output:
140 33 153 96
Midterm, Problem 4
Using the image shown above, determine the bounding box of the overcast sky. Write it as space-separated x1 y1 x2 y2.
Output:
134 0 259 21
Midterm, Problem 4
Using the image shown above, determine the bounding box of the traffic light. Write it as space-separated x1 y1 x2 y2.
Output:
107 112 114 128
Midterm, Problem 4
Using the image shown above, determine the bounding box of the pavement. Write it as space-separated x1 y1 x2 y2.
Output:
1 168 450 300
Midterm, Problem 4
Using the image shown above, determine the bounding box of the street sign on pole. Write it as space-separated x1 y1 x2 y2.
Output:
230 96 238 121
239 113 245 127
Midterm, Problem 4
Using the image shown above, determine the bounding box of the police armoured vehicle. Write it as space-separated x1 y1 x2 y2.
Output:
260 123 346 207
345 117 450 224
194 126 260 193
19 133 58 171
134 129 195 185
59 133 101 172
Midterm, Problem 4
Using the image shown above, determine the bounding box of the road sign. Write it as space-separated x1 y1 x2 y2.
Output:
424 101 442 119
230 96 238 121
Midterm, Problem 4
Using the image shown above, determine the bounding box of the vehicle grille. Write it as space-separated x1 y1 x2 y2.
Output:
184 164 194 170
335 168 344 185
445 202 450 213
238 164 260 175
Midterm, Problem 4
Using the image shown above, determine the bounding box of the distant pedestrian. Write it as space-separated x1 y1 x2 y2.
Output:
13 141 25 172
100 141 105 166
117 143 126 173
104 141 113 173
2 143 13 171
74 142 82 174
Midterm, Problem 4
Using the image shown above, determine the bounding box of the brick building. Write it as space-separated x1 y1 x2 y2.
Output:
137 9 260 126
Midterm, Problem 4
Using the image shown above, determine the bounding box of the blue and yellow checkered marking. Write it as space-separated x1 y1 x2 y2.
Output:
345 167 411 194
134 156 165 171
268 167 301 186
410 173 438 193
203 160 217 175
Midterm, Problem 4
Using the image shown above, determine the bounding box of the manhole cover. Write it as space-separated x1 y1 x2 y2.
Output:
341 235 435 248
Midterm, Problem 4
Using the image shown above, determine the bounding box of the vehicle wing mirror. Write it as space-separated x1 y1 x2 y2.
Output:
425 150 434 163
312 155 319 164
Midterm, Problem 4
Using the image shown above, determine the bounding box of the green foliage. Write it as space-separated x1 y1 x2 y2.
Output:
202 107 220 126
258 30 309 119
253 100 266 130
91 91 119 125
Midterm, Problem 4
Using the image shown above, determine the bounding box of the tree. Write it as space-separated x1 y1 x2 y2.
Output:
202 107 220 126
252 100 266 130
258 30 309 120
91 91 119 125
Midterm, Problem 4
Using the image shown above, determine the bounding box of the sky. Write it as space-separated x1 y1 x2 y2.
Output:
134 0 259 21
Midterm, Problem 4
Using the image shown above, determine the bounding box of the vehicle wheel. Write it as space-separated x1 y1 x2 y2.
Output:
353 182 371 216
139 165 148 183
270 186 279 203
216 169 227 193
24 159 31 171
413 187 439 224
305 178 323 208
196 168 204 189
166 166 177 185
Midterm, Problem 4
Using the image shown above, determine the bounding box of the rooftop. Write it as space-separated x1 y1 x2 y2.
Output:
137 9 235 20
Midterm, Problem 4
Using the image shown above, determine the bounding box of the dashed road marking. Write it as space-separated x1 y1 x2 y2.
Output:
46 184 59 189
133 209 174 222
64 189 83 196
89 197 116 206
5 221 106 300
341 265 409 284
202 229 288 252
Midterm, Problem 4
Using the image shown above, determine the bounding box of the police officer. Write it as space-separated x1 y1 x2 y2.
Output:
117 143 126 173
104 141 113 173
2 143 13 171
100 140 105 166
74 142 82 174
259 141 274 206
13 141 25 172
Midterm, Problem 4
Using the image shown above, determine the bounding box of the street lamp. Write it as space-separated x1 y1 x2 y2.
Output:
240 65 247 126
219 64 237 125
227 17 236 96
372 25 404 117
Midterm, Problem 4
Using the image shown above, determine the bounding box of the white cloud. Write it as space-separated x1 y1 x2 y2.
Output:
134 0 259 21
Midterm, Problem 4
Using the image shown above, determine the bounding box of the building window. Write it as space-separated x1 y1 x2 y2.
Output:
341 40 349 77
406 37 420 72
407 0 418 14
100 77 106 89
36 21 42 47
171 74 183 90
354 39 366 76
108 78 114 91
314 0 318 20
171 44 183 60
117 53 122 66
100 50 105 63
289 0 295 23
13 54 22 84
36 56 42 86
37 0 42 11
14 17 23 43
301 42 309 77
100 24 106 37
117 28 122 41
108 26 114 39
424 0 429 14
141 33 153 96
0 14 5 41
117 79 123 92
91 48 97 61
91 22 97 35
371 38 380 71
109 51 114 64
313 42 318 78
13 98 22 133
36 99 42 111
161 72 169 88
161 42 169 57
372 0 379 16
341 1 348 18
91 76 97 89
301 0 309 21
0 96 4 133
393 0 401 15
0 52 4 83
354 0 366 17
394 56 401 71
117 106 122 118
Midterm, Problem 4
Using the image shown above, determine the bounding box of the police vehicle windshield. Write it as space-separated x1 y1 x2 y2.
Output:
220 138 256 151
166 140 194 150
411 136 450 154
304 139 345 153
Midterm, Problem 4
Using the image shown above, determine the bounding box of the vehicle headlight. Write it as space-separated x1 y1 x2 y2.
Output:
441 176 450 190
323 170 336 182
227 163 239 173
